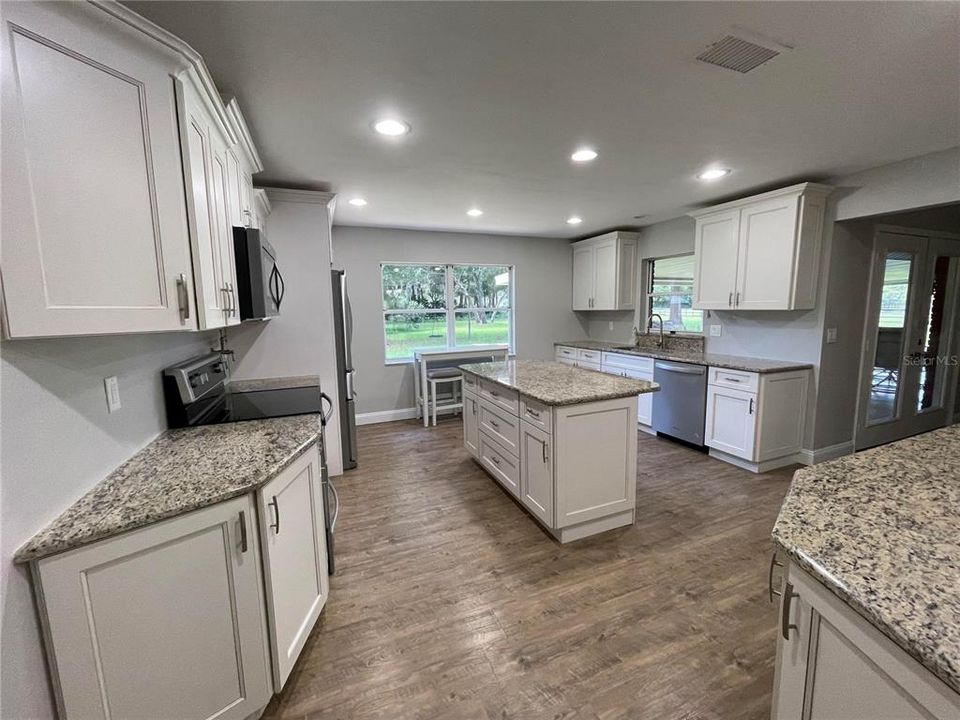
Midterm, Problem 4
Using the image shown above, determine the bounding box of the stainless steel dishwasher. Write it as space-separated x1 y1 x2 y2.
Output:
652 360 707 446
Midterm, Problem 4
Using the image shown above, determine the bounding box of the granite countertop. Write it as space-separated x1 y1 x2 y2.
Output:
230 375 320 392
459 359 658 406
555 340 813 374
773 425 960 694
15 414 322 563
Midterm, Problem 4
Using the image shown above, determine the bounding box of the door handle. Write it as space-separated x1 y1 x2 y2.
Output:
735 291 741 307
781 582 799 640
749 398 755 415
269 495 280 534
238 511 248 553
542 438 548 463
177 273 190 320
329 479 340 532
768 551 784 603
728 291 733 307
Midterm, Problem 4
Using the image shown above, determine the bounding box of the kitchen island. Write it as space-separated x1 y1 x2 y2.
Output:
770 425 960 718
459 359 658 542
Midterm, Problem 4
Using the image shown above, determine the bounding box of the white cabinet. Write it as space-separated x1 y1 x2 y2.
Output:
463 391 480 458
571 231 638 311
601 352 655 428
519 421 553 526
705 367 809 471
773 559 960 720
257 448 329 691
34 495 272 720
690 183 832 311
555 345 578 366
0 1 196 338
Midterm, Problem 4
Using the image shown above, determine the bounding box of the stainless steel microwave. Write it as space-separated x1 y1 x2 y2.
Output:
233 227 283 320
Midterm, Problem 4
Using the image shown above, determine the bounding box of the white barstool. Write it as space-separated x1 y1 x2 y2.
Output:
426 368 463 426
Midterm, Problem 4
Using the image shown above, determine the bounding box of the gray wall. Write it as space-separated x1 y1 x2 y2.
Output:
332 225 587 415
1 331 215 719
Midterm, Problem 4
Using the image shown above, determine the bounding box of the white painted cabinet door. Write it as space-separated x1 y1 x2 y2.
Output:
637 374 654 427
258 448 329 691
735 195 800 310
36 495 272 720
693 209 741 310
1 2 195 337
463 392 480 458
572 245 595 310
592 237 618 310
210 133 240 326
704 385 757 460
520 421 554 526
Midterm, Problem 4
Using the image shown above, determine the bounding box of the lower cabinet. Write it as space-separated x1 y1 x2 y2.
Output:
773 558 960 719
257 448 329 691
463 391 480 458
479 430 521 498
519 421 553 526
35 495 272 720
600 352 655 429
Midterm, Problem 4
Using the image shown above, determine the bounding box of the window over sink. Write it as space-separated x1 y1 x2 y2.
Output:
645 254 703 333
381 263 514 362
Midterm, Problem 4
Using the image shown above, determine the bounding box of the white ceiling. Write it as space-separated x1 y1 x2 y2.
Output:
127 1 960 238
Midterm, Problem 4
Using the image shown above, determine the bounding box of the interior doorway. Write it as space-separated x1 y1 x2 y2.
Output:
856 226 960 449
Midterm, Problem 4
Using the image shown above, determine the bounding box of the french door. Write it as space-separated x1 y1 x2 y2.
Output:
857 227 960 449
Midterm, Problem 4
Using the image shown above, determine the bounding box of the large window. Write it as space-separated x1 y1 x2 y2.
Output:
645 254 703 333
381 263 513 361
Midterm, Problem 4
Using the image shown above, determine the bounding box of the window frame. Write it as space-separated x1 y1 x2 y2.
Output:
643 253 704 335
380 262 515 364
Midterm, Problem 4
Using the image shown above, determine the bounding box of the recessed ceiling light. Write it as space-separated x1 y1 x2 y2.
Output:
697 167 731 181
373 118 410 136
571 148 598 163
466 208 484 217
567 216 583 225
348 197 368 207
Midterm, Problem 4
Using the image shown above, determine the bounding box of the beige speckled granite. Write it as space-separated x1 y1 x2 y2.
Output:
15 414 321 563
556 340 812 374
229 375 320 392
773 425 960 694
460 359 658 406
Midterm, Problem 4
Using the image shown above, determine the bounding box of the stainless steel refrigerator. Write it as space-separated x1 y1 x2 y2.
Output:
332 269 358 470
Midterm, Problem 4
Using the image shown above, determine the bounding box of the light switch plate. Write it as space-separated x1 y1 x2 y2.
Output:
826 327 838 344
709 324 722 337
104 376 121 413
608 321 614 331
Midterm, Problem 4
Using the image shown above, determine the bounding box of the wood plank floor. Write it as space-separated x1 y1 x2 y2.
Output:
262 419 795 720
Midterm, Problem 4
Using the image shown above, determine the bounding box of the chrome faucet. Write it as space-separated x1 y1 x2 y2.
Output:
646 313 665 348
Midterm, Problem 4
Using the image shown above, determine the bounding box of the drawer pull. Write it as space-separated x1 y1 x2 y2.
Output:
527 408 540 418
781 582 799 640
768 551 784 603
489 419 500 429
238 511 248 553
491 456 501 466
749 398 755 415
726 377 742 383
541 439 548 463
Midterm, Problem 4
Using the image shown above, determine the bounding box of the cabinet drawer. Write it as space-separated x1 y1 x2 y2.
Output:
479 431 520 498
709 367 759 393
520 396 552 433
462 372 478 393
577 360 602 372
479 400 520 455
555 346 577 361
577 348 601 363
479 379 519 415
602 352 654 373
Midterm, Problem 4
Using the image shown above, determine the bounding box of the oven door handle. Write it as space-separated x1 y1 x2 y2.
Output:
320 391 334 426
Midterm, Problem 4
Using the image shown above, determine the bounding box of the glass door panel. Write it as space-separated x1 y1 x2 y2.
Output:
866 252 915 424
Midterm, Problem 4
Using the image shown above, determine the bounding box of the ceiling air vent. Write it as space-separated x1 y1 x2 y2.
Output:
696 35 780 73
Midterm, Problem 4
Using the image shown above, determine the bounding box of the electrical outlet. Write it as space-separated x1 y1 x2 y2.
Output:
608 321 614 331
104 376 121 413
826 327 838 344
709 324 722 337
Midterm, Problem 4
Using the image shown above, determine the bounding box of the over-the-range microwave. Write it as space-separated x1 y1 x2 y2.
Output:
233 227 283 320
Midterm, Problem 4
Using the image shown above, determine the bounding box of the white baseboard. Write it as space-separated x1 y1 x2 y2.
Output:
796 441 855 466
356 406 463 426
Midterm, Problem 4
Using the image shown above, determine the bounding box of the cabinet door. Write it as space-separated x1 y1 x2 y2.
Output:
241 172 256 228
771 569 815 719
210 134 240 326
177 77 228 330
572 245 595 310
37 495 272 720
520 422 554 526
735 195 800 310
463 392 480 458
693 210 741 310
1 2 195 337
226 148 244 228
704 385 757 460
259 448 329 690
592 237 618 310
637 372 654 426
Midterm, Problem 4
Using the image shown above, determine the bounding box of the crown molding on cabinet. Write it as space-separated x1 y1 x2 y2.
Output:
224 98 264 174
686 182 834 218
263 187 338 208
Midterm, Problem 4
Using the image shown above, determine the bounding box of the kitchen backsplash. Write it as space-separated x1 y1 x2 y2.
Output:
633 332 705 354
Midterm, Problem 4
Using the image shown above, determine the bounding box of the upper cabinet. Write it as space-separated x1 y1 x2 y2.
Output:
0 2 269 339
0 1 196 338
689 183 832 311
571 231 638 311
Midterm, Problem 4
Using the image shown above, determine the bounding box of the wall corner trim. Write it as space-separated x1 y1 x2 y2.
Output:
797 441 855 466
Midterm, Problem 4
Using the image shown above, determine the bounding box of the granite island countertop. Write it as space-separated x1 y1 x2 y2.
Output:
460 359 658 406
15 414 322 563
555 340 813 374
772 425 960 694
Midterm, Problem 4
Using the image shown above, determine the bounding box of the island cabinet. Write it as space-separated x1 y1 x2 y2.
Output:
33 495 273 720
463 370 641 543
689 183 832 311
772 558 960 720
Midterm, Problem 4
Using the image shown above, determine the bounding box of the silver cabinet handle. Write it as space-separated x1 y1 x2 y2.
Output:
491 455 501 465
541 438 548 463
728 291 733 307
749 398 755 415
735 291 741 307
781 582 799 640
238 510 248 553
472 399 477 416
176 273 190 320
489 419 500 429
269 495 280 534
768 551 784 603
527 408 540 418
230 283 237 315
